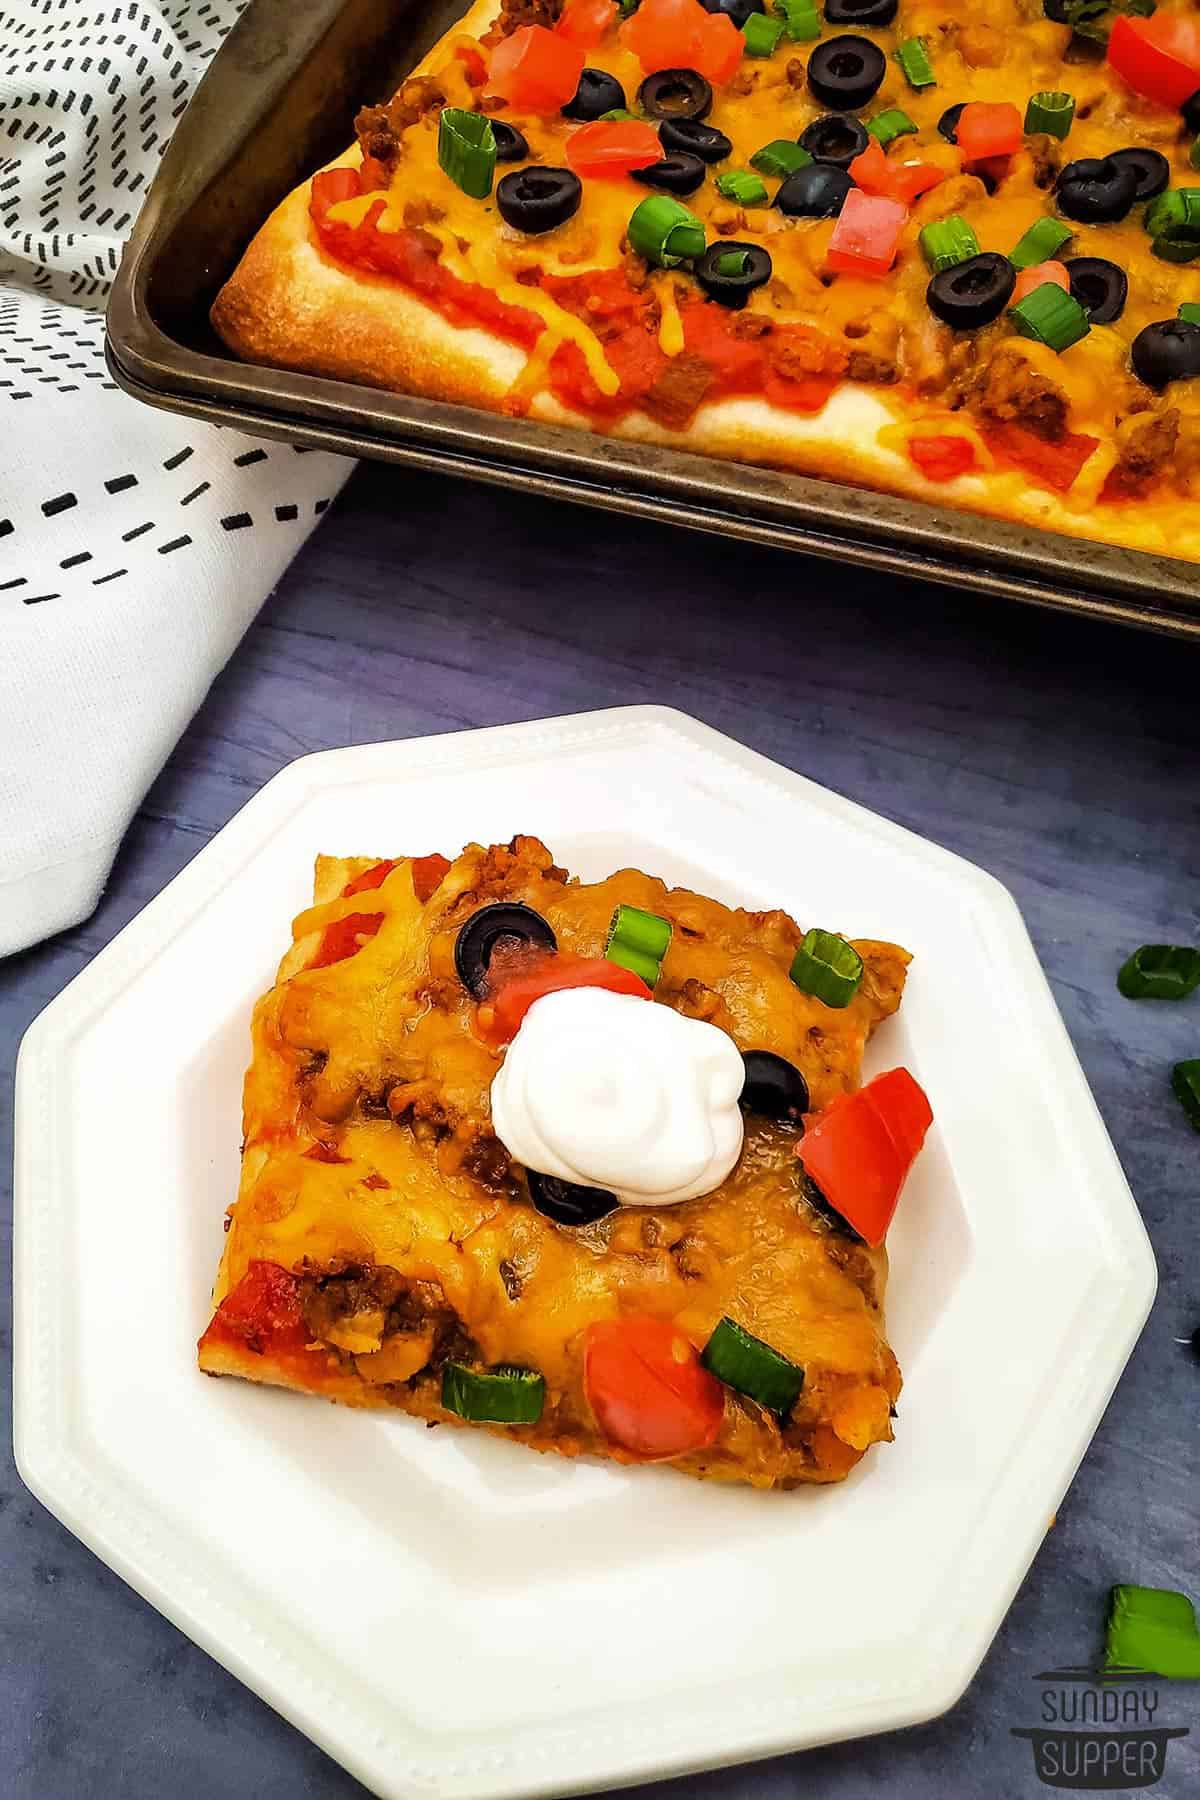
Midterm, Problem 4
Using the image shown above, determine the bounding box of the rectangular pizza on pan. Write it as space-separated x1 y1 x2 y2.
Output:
198 838 924 1488
212 0 1200 561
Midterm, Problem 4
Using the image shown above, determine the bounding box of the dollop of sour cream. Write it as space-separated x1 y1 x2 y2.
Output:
490 986 745 1208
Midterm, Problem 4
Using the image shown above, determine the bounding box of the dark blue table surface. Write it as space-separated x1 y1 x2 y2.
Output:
3 462 1198 1800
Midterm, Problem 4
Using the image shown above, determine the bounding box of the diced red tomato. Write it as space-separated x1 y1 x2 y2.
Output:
411 852 452 903
1011 260 1071 306
955 101 1022 163
342 859 398 897
1107 13 1200 109
310 912 385 968
312 167 362 214
848 140 945 205
303 1141 351 1164
556 0 618 48
826 189 907 278
453 40 489 85
583 1317 725 1459
987 423 1100 493
487 24 585 113
907 433 978 481
620 0 743 83
198 1261 309 1358
796 1068 933 1246
359 154 390 190
565 119 662 178
482 949 651 1042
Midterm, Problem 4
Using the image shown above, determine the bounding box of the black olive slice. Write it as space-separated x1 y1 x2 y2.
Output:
1131 319 1200 389
631 151 707 196
638 68 713 122
562 68 627 121
740 1051 810 1121
695 240 772 308
825 0 898 24
496 167 582 233
659 117 732 163
1107 146 1170 203
454 903 557 996
797 1169 863 1241
926 252 1016 329
774 161 853 217
1184 90 1200 135
1055 155 1139 224
805 35 886 111
1063 256 1128 325
527 1170 620 1226
491 120 530 163
698 0 763 24
937 102 965 143
799 112 871 170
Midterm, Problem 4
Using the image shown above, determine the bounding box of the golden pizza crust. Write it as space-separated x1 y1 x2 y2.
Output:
211 0 1200 565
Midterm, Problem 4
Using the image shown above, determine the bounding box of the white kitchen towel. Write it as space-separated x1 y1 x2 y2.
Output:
0 0 352 957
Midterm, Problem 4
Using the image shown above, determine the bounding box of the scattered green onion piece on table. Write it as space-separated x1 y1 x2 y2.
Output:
751 139 813 178
716 248 752 276
1009 215 1073 269
628 195 706 267
1010 282 1090 350
1024 90 1076 138
701 1317 805 1416
437 108 497 200
605 903 672 986
868 107 918 147
715 168 769 204
1173 1060 1200 1132
1106 1585 1200 1678
919 214 980 272
895 37 936 89
773 0 821 41
1117 944 1200 1000
743 11 785 54
599 108 638 121
1180 302 1200 324
789 928 864 1009
442 1362 545 1423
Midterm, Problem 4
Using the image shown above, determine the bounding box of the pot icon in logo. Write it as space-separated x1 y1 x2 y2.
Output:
1011 1667 1190 1791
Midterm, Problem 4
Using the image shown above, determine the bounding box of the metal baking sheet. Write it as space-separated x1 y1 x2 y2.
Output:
105 0 1200 639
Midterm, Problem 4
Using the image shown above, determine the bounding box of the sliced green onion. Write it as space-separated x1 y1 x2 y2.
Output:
1024 90 1076 138
628 195 706 267
743 11 785 54
919 215 979 272
701 1317 805 1417
1173 1060 1200 1132
751 139 813 178
1009 215 1073 269
1010 282 1091 351
1146 190 1200 263
599 107 638 122
895 36 936 89
868 107 918 147
789 928 863 1009
1180 302 1200 325
442 1362 544 1423
1106 1585 1200 1678
437 107 497 201
715 168 769 205
716 248 752 275
606 903 672 986
773 0 821 40
1117 944 1200 1000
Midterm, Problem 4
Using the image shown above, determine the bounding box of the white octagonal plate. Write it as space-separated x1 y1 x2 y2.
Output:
14 705 1156 1800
